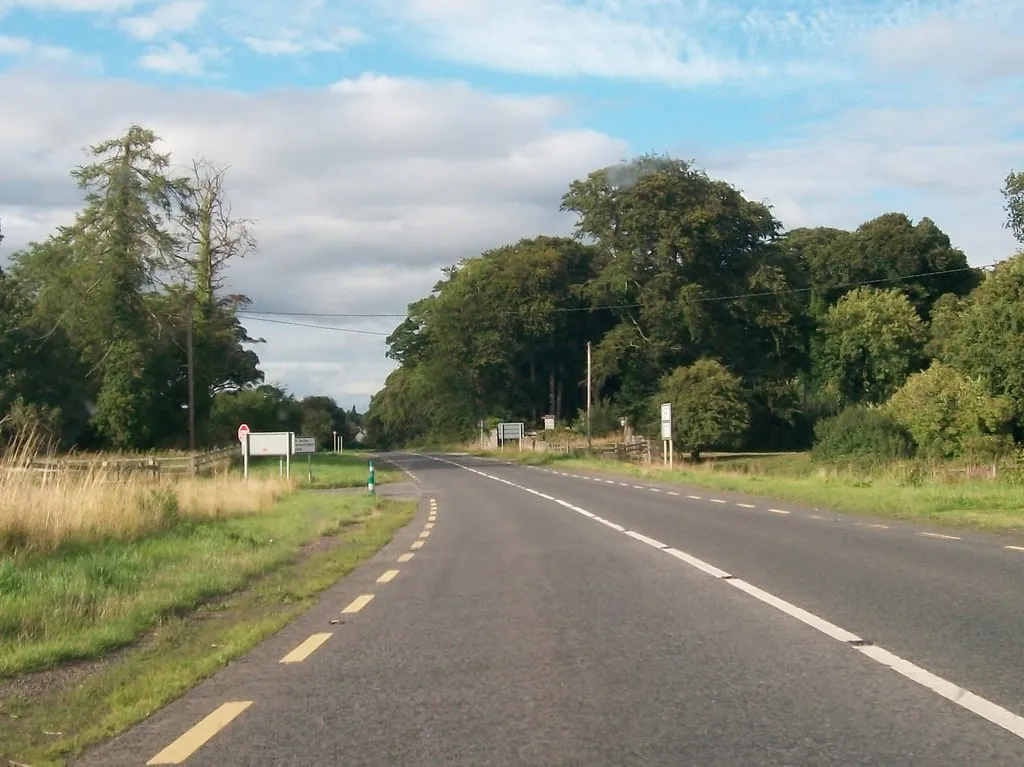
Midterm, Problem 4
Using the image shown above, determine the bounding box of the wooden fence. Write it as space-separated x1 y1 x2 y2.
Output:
15 446 237 479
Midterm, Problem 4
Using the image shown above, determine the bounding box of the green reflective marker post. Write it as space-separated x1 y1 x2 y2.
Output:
368 459 376 496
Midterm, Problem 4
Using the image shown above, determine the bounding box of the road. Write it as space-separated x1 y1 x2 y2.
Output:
77 452 1024 766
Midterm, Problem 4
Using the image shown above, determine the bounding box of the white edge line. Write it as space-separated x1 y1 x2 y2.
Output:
769 508 791 515
664 548 732 579
431 453 1024 745
856 645 1024 739
624 530 668 549
727 578 862 644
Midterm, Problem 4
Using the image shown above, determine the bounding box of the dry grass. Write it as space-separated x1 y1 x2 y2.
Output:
0 428 293 553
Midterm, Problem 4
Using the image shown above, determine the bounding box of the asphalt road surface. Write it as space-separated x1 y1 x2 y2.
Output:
77 453 1024 766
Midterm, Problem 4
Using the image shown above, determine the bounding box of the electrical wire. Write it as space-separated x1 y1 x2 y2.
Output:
239 262 996 321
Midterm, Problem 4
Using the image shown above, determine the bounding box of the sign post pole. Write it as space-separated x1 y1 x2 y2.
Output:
237 423 251 480
660 403 673 469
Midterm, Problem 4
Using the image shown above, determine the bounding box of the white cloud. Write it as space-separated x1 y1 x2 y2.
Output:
243 24 364 56
0 71 625 407
119 0 206 40
378 0 963 86
138 40 219 75
0 33 100 69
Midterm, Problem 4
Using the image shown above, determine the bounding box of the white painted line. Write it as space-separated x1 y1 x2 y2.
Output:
737 503 755 508
768 508 791 515
649 488 661 493
687 495 701 500
539 493 555 500
710 499 726 504
919 532 961 541
667 491 679 496
632 485 644 489
624 530 668 549
431 453 1024 745
856 644 1024 740
619 483 630 487
605 479 616 484
726 578 862 643
664 548 731 579
810 515 825 520
869 524 889 529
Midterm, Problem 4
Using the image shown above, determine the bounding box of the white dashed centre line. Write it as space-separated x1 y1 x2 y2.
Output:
429 453 1024 744
737 503 755 508
769 509 791 515
920 532 961 541
687 495 701 500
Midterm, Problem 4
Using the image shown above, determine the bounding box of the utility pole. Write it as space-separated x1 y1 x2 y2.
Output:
185 295 196 453
586 341 592 453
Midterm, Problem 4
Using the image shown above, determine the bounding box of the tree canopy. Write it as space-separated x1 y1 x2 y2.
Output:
368 151 1011 460
1 125 362 452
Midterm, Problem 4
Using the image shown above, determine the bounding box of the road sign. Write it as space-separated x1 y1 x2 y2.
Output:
498 422 524 440
293 437 317 454
660 403 672 441
237 423 250 443
543 415 555 431
248 432 292 456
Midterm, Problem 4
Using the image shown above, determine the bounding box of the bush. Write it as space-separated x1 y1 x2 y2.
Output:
885 361 1014 461
812 406 914 463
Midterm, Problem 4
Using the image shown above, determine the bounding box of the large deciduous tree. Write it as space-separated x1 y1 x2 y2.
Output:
816 287 926 407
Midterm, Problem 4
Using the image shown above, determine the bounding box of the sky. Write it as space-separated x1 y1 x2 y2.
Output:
1 0 1022 411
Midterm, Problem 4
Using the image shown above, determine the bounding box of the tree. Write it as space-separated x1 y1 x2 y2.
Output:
939 254 1024 429
1005 170 1024 244
655 359 748 460
817 287 926 407
9 126 188 448
886 362 1013 460
561 155 805 435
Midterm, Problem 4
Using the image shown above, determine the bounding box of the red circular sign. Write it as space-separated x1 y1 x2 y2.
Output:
237 423 251 443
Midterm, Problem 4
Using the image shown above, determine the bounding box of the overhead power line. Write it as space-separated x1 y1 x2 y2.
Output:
240 262 996 323
236 314 390 336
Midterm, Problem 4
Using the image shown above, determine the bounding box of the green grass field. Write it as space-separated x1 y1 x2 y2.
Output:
472 450 1024 534
0 491 416 766
243 451 402 489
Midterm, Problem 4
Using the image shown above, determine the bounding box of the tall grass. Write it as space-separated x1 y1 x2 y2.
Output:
0 427 292 553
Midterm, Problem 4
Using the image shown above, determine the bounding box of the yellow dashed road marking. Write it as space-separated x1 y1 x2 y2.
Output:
342 594 374 614
147 701 252 765
280 633 332 664
398 552 415 562
377 569 400 584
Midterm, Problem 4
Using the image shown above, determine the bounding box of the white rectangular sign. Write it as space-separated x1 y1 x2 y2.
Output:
543 415 555 431
660 403 672 441
293 437 317 454
246 432 292 457
498 422 525 440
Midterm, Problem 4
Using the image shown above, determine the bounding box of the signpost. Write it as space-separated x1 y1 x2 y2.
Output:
497 422 525 452
237 423 250 443
240 429 293 479
660 403 673 468
293 436 316 482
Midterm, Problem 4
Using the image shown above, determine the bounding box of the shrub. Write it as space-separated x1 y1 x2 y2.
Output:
812 406 914 463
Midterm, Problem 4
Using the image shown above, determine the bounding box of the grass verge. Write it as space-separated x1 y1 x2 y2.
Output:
244 451 402 489
0 491 415 767
471 450 1024 534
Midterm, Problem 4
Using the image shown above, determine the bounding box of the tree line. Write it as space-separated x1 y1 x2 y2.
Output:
0 125 362 452
367 154 1024 463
